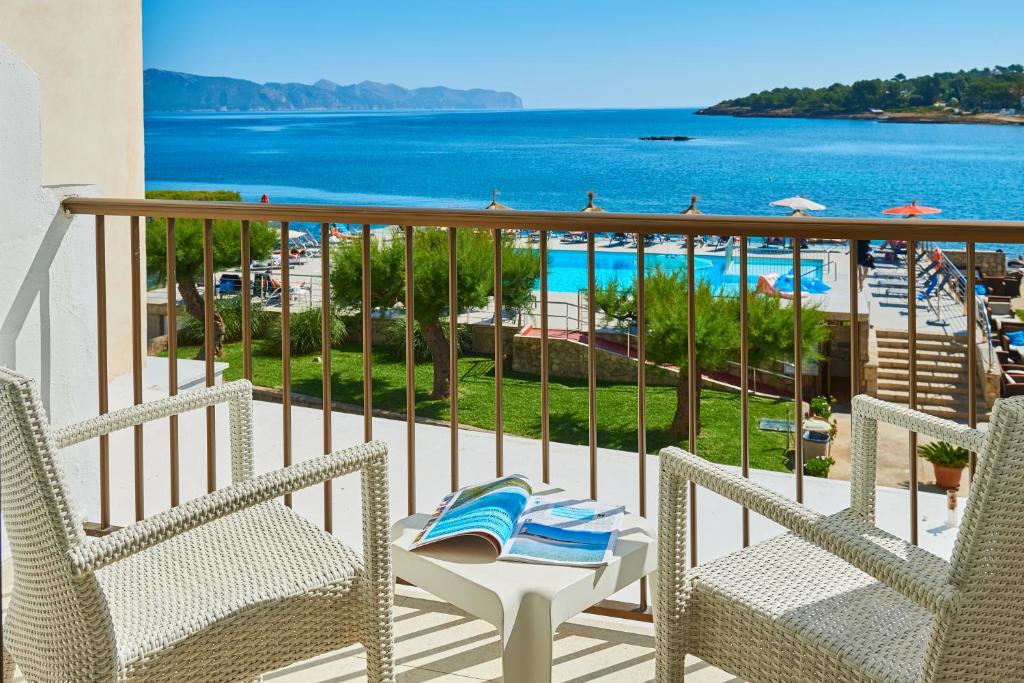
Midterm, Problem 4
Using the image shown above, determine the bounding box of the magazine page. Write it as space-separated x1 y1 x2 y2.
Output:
411 475 533 554
499 498 624 567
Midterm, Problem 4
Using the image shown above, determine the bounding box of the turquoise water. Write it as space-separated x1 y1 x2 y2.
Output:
145 108 1024 255
542 248 823 293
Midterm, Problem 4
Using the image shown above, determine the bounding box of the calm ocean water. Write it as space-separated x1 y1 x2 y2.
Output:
145 108 1024 254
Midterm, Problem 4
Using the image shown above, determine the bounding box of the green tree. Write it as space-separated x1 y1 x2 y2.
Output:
713 65 1024 117
330 228 539 399
145 190 276 358
915 75 943 105
595 268 829 439
850 79 886 109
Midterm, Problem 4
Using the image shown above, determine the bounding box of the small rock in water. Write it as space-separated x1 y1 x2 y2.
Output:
638 135 694 141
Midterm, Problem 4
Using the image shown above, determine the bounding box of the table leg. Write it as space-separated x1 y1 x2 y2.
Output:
501 595 554 683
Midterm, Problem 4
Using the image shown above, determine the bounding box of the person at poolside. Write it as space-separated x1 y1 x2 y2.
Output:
856 240 874 291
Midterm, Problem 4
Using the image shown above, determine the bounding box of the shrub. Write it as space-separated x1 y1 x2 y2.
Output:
804 456 834 478
918 441 970 469
178 297 271 345
381 317 472 363
809 395 836 420
267 307 347 355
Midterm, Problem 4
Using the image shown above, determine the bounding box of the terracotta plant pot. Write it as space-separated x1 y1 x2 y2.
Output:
933 464 964 490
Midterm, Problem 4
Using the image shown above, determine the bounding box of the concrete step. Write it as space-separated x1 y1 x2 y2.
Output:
876 337 962 350
875 329 967 344
874 398 972 421
878 352 968 365
876 369 963 382
876 390 972 409
876 380 966 394
877 360 966 373
874 345 967 355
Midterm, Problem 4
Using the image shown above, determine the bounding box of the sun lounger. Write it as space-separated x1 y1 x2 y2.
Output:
917 272 948 301
754 273 814 300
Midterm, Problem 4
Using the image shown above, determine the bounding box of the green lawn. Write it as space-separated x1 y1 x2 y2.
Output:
169 341 796 472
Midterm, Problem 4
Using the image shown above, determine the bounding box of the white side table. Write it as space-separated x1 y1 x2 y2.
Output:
390 487 657 683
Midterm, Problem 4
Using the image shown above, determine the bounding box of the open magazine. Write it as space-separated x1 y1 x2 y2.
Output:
411 475 623 567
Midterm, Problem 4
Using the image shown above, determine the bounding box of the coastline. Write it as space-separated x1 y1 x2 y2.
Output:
696 107 1024 126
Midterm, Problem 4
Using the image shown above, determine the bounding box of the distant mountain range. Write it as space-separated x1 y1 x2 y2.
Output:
143 69 523 112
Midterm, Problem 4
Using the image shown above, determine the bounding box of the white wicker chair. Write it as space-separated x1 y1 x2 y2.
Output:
0 367 394 682
656 394 1024 682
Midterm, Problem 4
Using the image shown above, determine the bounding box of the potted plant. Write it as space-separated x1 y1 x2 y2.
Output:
808 395 839 440
918 441 970 490
804 455 835 478
808 395 836 419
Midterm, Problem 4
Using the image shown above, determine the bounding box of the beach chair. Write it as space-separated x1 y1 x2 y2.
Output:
917 272 948 301
890 250 937 283
882 269 945 300
1001 371 1024 397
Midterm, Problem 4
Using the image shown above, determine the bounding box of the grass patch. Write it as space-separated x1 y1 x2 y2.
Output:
169 341 795 472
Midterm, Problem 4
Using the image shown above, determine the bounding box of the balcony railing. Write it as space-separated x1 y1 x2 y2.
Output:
61 196 1024 619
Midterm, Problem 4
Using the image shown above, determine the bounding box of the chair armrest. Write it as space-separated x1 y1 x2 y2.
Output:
853 395 984 452
658 447 953 614
849 395 984 521
52 380 256 482
68 440 388 576
811 509 953 613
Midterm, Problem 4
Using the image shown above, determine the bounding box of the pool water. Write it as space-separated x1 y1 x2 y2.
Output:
539 249 823 294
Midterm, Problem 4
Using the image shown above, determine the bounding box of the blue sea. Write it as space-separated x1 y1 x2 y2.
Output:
145 108 1024 255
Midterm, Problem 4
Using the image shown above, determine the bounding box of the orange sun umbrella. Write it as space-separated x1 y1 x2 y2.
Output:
882 200 941 218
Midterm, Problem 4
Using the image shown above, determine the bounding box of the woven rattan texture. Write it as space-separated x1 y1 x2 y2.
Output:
656 394 1024 682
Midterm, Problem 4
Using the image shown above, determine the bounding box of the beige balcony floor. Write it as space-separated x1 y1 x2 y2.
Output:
2 568 736 682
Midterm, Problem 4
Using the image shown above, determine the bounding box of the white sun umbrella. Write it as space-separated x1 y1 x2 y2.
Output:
769 196 826 215
287 228 306 240
769 197 825 247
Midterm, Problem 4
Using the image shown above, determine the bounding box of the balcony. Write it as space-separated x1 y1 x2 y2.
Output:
3 196 1023 681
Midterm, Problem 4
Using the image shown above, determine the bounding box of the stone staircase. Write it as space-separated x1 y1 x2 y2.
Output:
874 329 987 422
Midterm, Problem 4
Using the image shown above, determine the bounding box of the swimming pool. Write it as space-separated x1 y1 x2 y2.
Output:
539 249 823 294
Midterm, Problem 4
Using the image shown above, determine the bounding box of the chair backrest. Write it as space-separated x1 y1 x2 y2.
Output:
921 395 1024 680
0 367 116 678
919 272 939 296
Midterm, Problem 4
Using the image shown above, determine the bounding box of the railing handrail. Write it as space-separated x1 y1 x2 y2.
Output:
64 194 1018 619
61 196 1024 240
928 242 996 366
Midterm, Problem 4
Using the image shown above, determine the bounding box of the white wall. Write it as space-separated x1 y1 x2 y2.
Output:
0 0 145 378
1 44 102 558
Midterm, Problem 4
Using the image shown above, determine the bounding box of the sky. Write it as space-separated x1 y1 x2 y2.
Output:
143 1 1024 109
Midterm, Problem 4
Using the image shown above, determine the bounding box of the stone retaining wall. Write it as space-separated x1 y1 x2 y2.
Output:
512 333 679 385
470 323 517 358
943 250 1007 277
